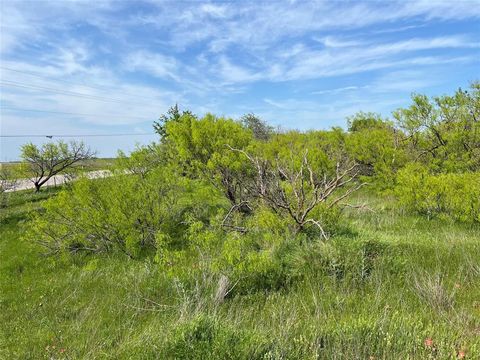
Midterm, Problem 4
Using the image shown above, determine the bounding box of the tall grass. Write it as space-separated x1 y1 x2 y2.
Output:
1 189 479 359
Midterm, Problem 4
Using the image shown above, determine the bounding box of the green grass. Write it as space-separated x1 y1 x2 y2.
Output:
1 189 479 359
76 158 118 171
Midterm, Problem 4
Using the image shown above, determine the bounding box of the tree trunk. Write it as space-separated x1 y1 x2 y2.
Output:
34 182 42 192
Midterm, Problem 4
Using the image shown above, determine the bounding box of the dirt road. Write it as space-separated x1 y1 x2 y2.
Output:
4 170 112 192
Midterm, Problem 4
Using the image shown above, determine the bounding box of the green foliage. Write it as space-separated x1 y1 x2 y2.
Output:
394 82 480 173
240 113 274 141
26 168 226 257
165 113 252 172
344 84 480 191
346 112 406 189
258 129 347 175
396 163 480 223
164 112 253 204
305 204 350 237
238 129 357 237
287 236 395 285
0 164 20 208
160 315 271 359
153 104 196 138
154 207 297 295
2 187 480 358
347 111 391 132
6 84 480 357
116 144 164 177
215 233 294 295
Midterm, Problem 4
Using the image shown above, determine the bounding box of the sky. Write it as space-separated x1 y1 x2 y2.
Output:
1 0 479 161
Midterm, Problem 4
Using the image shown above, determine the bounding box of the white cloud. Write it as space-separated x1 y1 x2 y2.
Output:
140 0 480 54
263 98 288 109
217 56 260 84
0 3 38 54
200 4 228 18
314 36 364 48
311 86 367 95
2 0 479 159
276 36 477 82
370 70 439 93
0 57 179 127
124 51 179 80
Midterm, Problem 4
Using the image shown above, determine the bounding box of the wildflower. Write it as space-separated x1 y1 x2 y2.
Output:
59 348 66 354
457 349 466 359
424 338 433 347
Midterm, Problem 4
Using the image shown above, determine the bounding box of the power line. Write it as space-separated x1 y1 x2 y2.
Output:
0 66 166 103
1 133 156 138
0 80 130 104
1 106 156 121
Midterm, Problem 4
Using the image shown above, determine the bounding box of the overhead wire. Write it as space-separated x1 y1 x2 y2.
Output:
0 67 163 140
0 66 166 103
1 133 156 138
1 106 156 121
0 80 132 104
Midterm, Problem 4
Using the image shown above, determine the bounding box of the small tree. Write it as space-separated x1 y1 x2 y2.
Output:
225 146 364 239
164 113 253 206
240 113 274 141
21 141 95 192
153 104 196 139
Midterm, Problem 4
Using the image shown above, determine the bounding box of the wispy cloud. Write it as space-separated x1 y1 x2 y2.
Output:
124 51 179 81
200 3 229 18
276 36 477 82
263 98 289 109
216 56 260 84
311 86 368 95
1 0 479 159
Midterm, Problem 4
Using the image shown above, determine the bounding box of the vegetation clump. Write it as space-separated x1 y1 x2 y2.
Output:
2 84 479 358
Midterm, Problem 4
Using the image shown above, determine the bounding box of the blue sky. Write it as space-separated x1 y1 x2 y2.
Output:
1 0 479 160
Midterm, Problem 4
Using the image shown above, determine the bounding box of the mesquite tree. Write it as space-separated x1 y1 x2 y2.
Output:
225 145 364 239
393 82 480 172
164 113 253 206
21 141 95 192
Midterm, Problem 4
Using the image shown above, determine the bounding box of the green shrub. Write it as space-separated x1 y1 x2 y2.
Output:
25 169 226 257
346 112 406 190
160 315 272 359
287 236 390 284
305 204 354 238
205 208 298 295
212 232 289 295
396 164 480 223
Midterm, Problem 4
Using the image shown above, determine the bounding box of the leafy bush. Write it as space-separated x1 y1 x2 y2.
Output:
394 83 480 173
286 236 390 284
160 315 272 359
346 112 406 190
26 168 226 257
186 208 295 295
116 144 164 177
396 163 480 223
164 112 253 206
211 208 363 295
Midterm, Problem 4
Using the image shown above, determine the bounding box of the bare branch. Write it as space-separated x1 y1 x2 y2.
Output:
225 146 364 238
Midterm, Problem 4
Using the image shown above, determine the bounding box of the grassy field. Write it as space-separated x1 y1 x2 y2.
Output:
1 189 479 359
